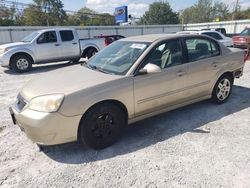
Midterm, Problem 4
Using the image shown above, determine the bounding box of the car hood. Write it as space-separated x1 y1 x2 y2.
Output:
20 66 122 101
0 42 29 50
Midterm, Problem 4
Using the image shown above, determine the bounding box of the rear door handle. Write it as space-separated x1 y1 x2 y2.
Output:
55 44 60 46
177 71 186 77
72 42 77 45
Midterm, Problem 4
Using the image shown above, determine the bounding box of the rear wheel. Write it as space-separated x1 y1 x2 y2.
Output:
78 103 126 150
86 48 97 59
72 57 81 63
211 74 233 104
10 54 32 73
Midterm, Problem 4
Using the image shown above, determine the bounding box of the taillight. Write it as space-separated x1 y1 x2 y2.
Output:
244 51 249 62
241 38 247 42
244 42 250 62
104 38 108 46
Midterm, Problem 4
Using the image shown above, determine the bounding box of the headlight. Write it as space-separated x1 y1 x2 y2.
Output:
28 94 64 113
0 48 9 54
0 48 5 55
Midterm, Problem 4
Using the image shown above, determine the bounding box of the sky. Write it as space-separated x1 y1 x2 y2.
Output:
20 0 250 17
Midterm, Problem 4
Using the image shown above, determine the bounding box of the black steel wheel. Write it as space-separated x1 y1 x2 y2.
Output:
78 102 126 150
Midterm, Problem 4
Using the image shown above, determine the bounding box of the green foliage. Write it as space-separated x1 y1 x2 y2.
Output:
0 0 249 26
181 0 232 23
22 5 47 26
65 7 115 26
233 8 250 20
139 1 179 25
0 1 115 26
0 6 18 26
23 0 67 26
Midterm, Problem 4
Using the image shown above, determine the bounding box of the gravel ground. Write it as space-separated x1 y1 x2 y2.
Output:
0 60 250 188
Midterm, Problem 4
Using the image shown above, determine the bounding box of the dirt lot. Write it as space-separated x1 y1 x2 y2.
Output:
0 60 250 188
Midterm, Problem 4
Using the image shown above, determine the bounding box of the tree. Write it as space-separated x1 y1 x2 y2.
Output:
139 1 179 25
23 5 46 26
0 6 18 26
180 0 230 23
23 0 67 26
232 8 250 20
65 7 115 26
212 2 230 21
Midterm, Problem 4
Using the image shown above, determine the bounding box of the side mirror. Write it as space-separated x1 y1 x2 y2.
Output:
137 63 161 75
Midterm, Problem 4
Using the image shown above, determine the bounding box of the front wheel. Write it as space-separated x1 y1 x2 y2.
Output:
10 54 32 73
211 75 233 104
78 103 126 150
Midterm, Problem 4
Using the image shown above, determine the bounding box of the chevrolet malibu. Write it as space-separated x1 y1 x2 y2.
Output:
10 34 246 150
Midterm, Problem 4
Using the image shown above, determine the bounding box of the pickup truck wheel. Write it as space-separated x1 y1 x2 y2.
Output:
72 57 81 63
10 54 32 73
86 48 97 59
78 103 126 150
211 75 233 104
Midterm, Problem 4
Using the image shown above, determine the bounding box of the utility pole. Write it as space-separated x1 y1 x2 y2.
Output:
232 0 239 20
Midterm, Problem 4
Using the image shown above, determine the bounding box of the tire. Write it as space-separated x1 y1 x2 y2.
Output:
78 103 126 150
72 57 81 63
10 54 32 73
211 74 233 104
86 48 97 59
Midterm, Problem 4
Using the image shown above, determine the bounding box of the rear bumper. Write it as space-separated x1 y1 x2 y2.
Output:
10 105 82 146
233 67 244 78
233 43 248 49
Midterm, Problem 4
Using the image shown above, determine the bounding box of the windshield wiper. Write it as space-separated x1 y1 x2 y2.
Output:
84 64 113 75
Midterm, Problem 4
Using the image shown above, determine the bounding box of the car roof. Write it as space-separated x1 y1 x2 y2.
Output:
94 35 124 38
178 30 222 35
120 33 196 43
39 28 75 33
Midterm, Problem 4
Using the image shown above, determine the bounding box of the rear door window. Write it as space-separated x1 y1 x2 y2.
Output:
60 30 74 41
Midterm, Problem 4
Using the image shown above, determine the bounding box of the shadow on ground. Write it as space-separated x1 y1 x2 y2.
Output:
42 85 250 164
4 61 84 75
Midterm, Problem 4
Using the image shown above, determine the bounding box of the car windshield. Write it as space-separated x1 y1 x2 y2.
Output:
239 28 250 36
21 31 40 42
86 41 150 75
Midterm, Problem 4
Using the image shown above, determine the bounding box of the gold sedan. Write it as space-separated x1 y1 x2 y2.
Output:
10 34 245 150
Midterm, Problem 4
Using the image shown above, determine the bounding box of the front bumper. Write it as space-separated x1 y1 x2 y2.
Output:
0 53 10 67
10 106 82 146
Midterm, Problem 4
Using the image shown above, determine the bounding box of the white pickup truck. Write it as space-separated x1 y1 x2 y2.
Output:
0 28 123 73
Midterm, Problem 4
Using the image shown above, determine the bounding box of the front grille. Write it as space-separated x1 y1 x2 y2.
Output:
15 94 27 112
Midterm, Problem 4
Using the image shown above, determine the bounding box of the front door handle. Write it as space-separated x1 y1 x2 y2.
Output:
55 44 60 46
212 62 218 68
72 42 77 45
177 71 186 77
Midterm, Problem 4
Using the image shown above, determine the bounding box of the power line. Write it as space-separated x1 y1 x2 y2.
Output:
0 0 114 17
